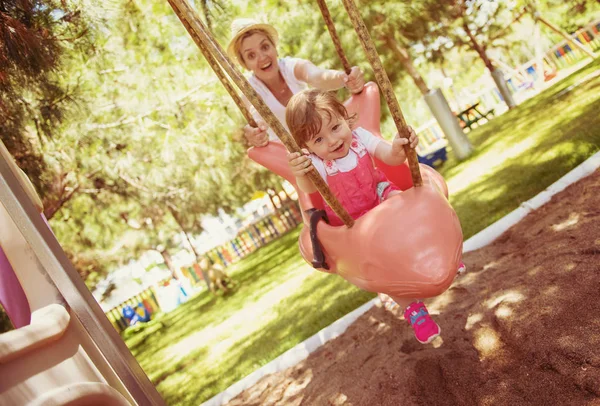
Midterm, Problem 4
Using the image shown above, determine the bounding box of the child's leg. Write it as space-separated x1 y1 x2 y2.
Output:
391 297 414 309
378 293 399 310
385 190 401 198
392 296 441 344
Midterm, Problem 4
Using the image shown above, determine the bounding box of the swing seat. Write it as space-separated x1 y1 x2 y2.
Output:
247 82 462 298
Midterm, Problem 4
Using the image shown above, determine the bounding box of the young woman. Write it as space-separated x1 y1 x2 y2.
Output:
227 18 365 147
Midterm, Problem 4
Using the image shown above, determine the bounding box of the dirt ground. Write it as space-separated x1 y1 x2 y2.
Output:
226 170 600 406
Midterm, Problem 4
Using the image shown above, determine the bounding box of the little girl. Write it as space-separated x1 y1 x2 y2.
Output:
285 88 442 344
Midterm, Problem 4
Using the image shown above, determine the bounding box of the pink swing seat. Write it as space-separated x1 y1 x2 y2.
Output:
247 82 462 298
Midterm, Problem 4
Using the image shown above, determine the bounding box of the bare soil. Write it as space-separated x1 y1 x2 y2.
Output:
227 170 600 406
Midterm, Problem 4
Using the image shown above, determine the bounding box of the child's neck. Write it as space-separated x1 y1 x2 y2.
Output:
314 149 352 161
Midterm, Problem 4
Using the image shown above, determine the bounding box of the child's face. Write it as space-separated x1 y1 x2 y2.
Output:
305 112 353 161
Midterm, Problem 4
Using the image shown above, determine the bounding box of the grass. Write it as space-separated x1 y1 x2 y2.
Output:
125 228 373 405
128 59 600 405
440 58 600 238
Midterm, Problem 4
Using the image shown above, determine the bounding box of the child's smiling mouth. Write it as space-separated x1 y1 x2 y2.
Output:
332 143 344 153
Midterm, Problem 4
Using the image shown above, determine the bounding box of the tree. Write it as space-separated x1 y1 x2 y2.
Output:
45 0 278 287
426 0 518 109
0 0 94 208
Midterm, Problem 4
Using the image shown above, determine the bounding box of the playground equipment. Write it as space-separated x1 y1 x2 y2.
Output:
248 84 461 297
0 143 164 404
105 285 162 332
168 0 463 299
122 304 152 326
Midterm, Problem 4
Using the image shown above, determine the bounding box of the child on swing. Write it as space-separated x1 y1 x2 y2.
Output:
286 88 441 344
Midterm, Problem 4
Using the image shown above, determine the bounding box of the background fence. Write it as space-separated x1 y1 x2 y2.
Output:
104 199 303 332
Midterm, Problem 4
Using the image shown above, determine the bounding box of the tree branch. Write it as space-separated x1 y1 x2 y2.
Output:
86 84 206 130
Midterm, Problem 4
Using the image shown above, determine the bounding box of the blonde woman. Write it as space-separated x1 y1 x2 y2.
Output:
227 18 365 147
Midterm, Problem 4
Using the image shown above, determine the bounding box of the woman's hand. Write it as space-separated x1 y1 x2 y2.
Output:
243 119 269 147
287 149 313 177
343 66 365 94
391 126 419 155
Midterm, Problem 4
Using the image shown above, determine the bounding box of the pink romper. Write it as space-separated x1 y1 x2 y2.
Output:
322 135 399 226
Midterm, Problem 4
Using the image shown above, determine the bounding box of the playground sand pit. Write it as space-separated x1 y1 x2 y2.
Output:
226 169 600 406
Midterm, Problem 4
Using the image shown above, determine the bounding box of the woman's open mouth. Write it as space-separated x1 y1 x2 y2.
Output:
261 61 273 71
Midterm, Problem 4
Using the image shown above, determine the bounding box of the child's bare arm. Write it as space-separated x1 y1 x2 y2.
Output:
287 150 318 194
373 126 419 166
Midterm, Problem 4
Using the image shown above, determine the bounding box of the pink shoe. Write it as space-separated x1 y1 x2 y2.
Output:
457 262 467 274
404 302 441 344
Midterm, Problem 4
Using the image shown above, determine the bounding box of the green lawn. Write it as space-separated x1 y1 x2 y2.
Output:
127 58 600 405
125 229 373 405
441 58 600 238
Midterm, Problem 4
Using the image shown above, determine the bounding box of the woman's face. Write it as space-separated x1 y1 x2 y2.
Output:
240 32 279 81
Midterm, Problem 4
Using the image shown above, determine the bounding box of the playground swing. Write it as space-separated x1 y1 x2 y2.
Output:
168 0 463 299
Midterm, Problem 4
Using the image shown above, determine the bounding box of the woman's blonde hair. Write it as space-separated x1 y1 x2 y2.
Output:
286 89 357 147
235 29 277 69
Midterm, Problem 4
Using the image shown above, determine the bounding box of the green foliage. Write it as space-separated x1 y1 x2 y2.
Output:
0 0 93 204
20 0 282 285
520 0 600 33
3 0 599 288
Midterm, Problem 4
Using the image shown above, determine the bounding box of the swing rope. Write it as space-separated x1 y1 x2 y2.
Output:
177 14 256 126
338 0 423 187
316 0 352 74
167 0 355 227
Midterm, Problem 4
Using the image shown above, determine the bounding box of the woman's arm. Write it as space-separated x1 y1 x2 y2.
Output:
294 60 364 94
373 127 419 166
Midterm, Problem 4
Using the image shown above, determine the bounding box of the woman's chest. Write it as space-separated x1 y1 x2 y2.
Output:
272 87 293 107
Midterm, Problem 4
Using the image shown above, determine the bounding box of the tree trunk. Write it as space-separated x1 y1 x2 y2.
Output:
160 249 177 280
383 32 472 159
383 34 430 95
463 22 515 109
168 206 211 290
533 19 546 87
43 178 79 220
463 22 495 71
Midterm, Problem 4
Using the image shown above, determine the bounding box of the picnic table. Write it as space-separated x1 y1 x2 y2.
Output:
456 102 495 131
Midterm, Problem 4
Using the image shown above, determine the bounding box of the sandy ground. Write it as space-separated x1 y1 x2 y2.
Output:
226 170 600 406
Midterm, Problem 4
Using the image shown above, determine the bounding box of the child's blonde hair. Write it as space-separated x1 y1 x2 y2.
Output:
286 89 357 148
